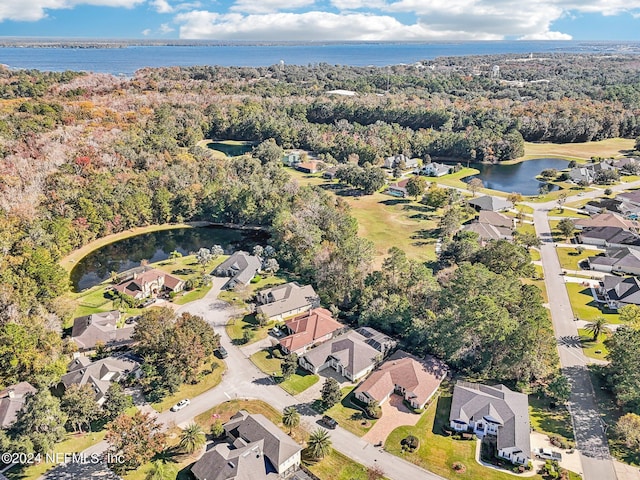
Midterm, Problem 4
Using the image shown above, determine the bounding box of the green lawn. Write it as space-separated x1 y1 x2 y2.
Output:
151 358 226 412
530 249 541 262
249 348 319 395
556 247 594 271
565 283 620 323
529 395 574 443
306 449 384 480
385 390 543 480
515 222 536 236
313 387 376 437
548 208 590 219
5 431 107 480
226 313 273 346
577 328 610 361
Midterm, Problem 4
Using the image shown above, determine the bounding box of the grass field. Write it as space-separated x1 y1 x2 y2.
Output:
520 138 635 161
577 328 610 361
548 208 590 219
385 389 543 480
226 313 273 346
151 358 226 412
306 449 383 480
565 283 620 323
5 431 107 480
529 395 575 443
249 348 319 395
556 247 594 271
313 387 376 437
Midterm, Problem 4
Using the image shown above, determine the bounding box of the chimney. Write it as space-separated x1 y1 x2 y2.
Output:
7 389 15 399
87 315 92 325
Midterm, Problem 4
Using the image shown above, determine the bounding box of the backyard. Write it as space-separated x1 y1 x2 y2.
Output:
556 247 595 271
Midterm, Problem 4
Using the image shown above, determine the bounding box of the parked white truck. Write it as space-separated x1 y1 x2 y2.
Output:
533 448 563 461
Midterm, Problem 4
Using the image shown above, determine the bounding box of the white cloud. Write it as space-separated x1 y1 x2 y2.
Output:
150 0 173 13
0 0 143 22
230 0 317 14
330 0 388 9
175 10 500 40
159 22 174 33
519 31 572 40
142 27 152 35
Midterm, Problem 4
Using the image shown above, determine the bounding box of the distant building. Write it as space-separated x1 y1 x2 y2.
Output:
282 151 301 166
0 382 36 429
419 162 451 177
214 251 262 290
578 226 640 250
463 211 514 243
191 411 302 480
295 161 319 174
588 247 640 276
387 178 410 198
71 310 135 351
384 154 417 170
574 212 637 231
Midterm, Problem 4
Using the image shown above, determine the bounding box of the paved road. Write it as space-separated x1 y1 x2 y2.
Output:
524 180 640 480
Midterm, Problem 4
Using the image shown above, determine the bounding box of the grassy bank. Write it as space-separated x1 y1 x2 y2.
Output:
520 138 634 161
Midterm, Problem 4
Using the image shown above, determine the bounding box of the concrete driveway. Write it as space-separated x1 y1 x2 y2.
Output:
363 395 421 445
530 431 583 476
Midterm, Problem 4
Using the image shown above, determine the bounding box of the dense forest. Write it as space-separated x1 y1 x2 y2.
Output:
1 54 640 416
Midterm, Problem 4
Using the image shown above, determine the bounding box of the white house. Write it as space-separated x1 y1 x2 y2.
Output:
449 381 531 465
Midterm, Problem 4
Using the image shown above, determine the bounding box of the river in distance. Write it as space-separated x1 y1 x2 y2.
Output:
1 41 638 75
70 226 268 292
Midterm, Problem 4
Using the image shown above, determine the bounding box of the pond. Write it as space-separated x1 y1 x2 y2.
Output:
462 158 569 195
207 141 254 157
70 226 269 292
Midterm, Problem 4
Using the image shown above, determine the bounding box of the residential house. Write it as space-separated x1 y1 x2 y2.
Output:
463 211 514 243
588 247 640 276
71 310 135 351
113 268 184 300
214 251 262 290
279 308 344 355
419 162 451 177
295 161 319 174
449 381 531 465
323 166 338 179
577 226 640 250
568 167 596 185
354 326 397 356
298 328 387 382
387 178 410 198
282 152 301 166
616 190 640 209
574 212 637 231
191 410 302 480
598 275 640 310
584 198 626 216
612 157 639 171
0 382 36 429
383 154 408 169
256 283 319 322
354 351 447 410
468 195 512 212
60 355 139 405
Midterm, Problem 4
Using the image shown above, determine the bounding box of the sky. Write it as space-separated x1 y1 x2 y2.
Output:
0 0 639 42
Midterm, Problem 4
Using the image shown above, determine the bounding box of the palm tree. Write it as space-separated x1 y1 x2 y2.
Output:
585 316 609 341
145 460 171 480
179 423 206 454
306 428 332 460
282 406 300 435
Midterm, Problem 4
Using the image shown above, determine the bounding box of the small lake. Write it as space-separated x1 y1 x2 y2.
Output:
70 226 268 292
463 158 569 195
207 142 254 157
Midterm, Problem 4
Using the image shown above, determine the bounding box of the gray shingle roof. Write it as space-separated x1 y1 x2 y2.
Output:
214 251 262 288
589 247 640 271
602 275 640 305
468 195 512 212
224 411 301 472
256 283 318 319
450 381 530 456
71 311 134 350
191 439 277 480
301 330 381 378
0 382 36 428
61 355 139 403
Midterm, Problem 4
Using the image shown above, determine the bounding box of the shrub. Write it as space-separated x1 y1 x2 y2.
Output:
250 275 262 284
242 330 254 344
401 435 419 452
452 462 465 471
